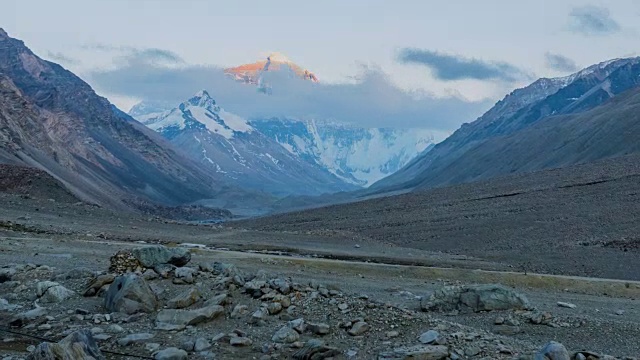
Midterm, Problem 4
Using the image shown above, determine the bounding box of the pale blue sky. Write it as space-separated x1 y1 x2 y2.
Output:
2 0 639 134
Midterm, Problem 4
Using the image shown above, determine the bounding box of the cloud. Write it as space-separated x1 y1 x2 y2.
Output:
87 53 491 132
46 51 80 65
396 48 529 82
82 43 184 65
544 52 579 72
568 6 621 36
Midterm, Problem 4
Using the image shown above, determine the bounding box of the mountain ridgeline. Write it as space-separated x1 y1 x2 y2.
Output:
0 29 264 213
371 57 640 193
131 92 435 195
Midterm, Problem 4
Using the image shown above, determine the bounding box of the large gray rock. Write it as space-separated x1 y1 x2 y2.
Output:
104 275 158 314
156 305 224 326
26 330 104 360
36 281 76 303
272 325 300 343
379 345 449 360
420 284 530 313
535 342 570 360
155 347 188 360
117 333 155 346
167 288 200 309
131 246 191 268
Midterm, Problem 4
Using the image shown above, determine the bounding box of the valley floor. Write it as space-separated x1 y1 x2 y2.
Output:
1 193 639 358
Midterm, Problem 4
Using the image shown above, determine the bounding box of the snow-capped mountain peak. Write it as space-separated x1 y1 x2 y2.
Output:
142 90 253 140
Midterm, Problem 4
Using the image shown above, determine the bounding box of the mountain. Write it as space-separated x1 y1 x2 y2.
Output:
131 96 436 191
250 119 435 186
0 28 247 211
371 57 640 193
224 52 319 86
139 91 358 196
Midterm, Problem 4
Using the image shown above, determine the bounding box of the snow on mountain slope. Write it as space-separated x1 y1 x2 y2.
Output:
143 90 254 140
250 118 435 186
136 91 358 196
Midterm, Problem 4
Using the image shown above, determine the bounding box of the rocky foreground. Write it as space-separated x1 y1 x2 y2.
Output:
0 245 636 360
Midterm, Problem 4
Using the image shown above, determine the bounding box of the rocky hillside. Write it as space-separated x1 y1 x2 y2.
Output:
372 57 640 193
0 28 242 210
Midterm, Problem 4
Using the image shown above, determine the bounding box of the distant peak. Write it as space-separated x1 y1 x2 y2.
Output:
224 53 319 85
193 89 212 99
266 52 291 63
186 89 216 108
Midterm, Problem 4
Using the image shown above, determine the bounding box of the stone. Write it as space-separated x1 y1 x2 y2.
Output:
292 339 341 360
10 306 48 327
272 326 300 343
337 303 348 311
117 333 155 346
271 278 291 294
104 275 158 314
289 318 307 333
465 347 481 356
268 302 283 315
557 302 577 309
142 269 159 280
420 284 530 313
493 325 522 336
536 341 570 360
146 343 161 352
249 308 268 325
0 298 21 311
174 267 196 283
154 264 175 278
379 345 449 360
131 246 191 268
26 330 104 360
194 338 211 352
348 321 370 336
84 274 115 297
156 305 224 326
204 293 229 307
35 281 75 303
155 347 188 360
307 322 331 335
0 268 15 283
386 330 400 338
107 324 124 333
167 288 200 309
419 330 439 344
231 304 249 318
230 337 253 346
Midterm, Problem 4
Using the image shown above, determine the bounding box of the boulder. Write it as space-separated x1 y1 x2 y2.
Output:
348 321 370 336
272 325 300 343
420 284 530 313
26 330 104 360
117 333 155 346
167 288 200 309
155 347 188 360
535 342 570 360
104 275 158 314
131 246 191 268
156 305 224 326
84 274 115 297
419 330 439 344
36 281 75 303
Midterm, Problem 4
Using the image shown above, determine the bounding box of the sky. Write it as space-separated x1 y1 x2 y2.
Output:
2 0 639 138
